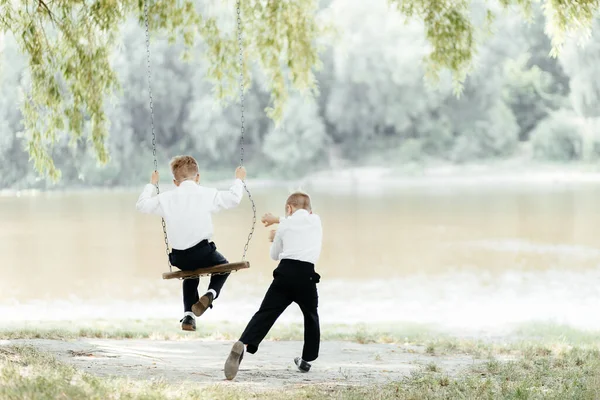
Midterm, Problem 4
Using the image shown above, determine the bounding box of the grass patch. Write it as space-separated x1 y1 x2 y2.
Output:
514 322 600 346
3 320 600 399
0 320 439 345
2 343 600 399
0 345 259 400
398 347 600 399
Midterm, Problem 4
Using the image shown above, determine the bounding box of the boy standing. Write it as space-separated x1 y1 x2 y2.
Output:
136 155 246 331
224 192 322 380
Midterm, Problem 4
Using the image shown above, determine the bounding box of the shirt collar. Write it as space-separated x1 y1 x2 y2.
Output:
290 209 310 217
178 180 198 188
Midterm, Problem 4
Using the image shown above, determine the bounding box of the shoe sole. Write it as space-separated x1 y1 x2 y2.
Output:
181 323 196 331
192 295 212 317
224 341 244 380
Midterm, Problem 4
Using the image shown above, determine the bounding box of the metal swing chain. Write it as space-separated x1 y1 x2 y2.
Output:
237 0 257 262
141 0 252 274
143 0 171 272
182 1 254 278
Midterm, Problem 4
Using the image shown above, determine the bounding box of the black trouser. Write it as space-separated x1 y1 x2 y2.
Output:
169 240 229 313
239 259 320 362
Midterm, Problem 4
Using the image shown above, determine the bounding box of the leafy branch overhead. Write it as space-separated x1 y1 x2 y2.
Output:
0 0 598 180
389 0 600 89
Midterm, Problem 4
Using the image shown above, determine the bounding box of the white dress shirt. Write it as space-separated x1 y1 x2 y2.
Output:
270 209 322 265
136 179 243 250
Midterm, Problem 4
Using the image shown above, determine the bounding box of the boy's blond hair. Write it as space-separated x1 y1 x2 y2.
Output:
286 191 312 212
170 155 199 182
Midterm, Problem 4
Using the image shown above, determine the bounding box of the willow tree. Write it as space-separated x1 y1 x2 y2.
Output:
0 0 598 180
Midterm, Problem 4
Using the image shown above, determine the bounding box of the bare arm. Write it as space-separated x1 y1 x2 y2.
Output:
261 212 282 227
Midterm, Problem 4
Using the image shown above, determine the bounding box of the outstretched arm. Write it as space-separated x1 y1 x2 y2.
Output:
211 167 246 212
261 213 281 227
136 171 165 216
212 179 244 212
136 186 164 216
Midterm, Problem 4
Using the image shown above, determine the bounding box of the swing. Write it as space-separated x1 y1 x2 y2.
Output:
142 0 256 280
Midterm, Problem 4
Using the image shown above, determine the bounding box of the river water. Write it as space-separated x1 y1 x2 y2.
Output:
1 180 599 334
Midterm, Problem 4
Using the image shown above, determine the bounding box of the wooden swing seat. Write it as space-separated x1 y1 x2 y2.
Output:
162 261 250 280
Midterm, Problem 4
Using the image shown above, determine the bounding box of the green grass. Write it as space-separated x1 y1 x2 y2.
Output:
396 347 600 399
2 342 600 399
0 319 439 344
3 321 600 398
514 322 600 344
4 320 600 354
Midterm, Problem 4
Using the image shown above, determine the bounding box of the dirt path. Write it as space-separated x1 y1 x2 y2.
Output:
2 338 483 388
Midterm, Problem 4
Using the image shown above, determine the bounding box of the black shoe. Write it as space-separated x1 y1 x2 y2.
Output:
180 315 196 331
192 292 214 317
224 341 245 380
294 357 311 372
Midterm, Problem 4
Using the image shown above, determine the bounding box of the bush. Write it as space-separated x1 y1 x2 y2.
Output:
451 101 519 162
262 96 330 177
529 110 598 161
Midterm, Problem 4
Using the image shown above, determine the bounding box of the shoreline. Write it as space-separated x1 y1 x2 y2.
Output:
3 162 600 196
2 319 599 345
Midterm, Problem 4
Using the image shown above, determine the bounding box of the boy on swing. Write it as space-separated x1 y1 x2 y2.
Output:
136 155 247 331
224 192 322 380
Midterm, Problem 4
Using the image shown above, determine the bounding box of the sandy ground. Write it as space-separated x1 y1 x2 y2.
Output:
1 338 482 388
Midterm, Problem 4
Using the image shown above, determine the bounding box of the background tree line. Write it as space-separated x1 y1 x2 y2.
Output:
1 0 600 189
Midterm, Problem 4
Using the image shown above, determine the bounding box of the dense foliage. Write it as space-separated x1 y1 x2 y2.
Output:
1 0 600 188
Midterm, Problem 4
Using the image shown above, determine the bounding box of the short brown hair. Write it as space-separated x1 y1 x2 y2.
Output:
170 155 199 182
286 191 312 212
